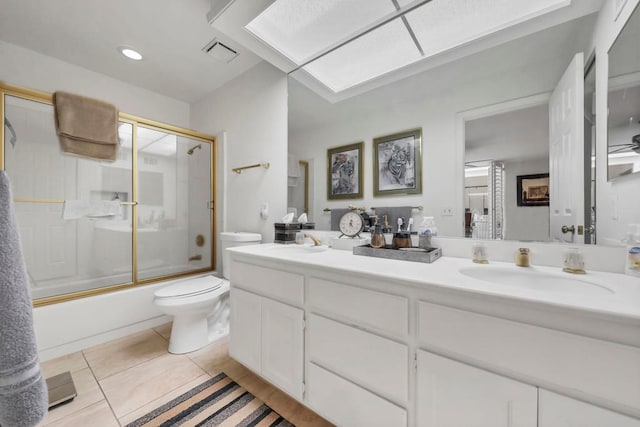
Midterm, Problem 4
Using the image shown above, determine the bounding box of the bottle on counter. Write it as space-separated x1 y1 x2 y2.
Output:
418 216 437 248
624 224 640 277
370 222 386 249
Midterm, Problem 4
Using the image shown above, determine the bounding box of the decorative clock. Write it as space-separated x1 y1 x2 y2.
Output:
338 211 364 238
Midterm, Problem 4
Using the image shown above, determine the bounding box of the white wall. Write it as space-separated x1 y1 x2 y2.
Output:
0 40 190 126
190 62 288 246
503 157 550 241
1 40 195 360
590 0 640 245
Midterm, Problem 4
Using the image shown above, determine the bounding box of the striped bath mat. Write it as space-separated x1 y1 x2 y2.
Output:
125 373 294 427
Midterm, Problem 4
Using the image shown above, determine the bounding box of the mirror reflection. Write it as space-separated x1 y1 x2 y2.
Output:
288 12 600 243
608 3 640 181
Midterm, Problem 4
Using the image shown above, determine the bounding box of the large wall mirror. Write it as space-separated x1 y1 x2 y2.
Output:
607 2 640 181
288 10 601 244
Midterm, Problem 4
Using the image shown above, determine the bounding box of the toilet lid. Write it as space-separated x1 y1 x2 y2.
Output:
154 275 225 299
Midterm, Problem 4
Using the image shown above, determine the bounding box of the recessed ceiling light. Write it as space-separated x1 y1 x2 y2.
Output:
119 46 143 61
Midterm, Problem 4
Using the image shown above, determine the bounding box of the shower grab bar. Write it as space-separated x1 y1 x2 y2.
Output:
232 162 270 174
13 198 138 205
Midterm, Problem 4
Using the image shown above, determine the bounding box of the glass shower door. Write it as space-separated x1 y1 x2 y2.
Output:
136 125 212 281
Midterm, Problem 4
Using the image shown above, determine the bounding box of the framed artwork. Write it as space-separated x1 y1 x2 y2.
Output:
327 142 363 200
516 173 550 206
373 128 422 196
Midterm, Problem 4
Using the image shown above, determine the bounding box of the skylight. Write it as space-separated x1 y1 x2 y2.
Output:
246 0 572 93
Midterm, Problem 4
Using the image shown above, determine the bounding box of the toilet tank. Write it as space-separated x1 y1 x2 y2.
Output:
220 232 262 280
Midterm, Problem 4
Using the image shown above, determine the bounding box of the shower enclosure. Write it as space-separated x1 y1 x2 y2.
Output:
1 83 215 305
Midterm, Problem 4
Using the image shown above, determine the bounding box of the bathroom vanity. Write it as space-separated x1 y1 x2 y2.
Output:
227 244 640 427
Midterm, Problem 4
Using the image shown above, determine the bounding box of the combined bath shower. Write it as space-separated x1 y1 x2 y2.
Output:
4 118 17 147
187 144 201 155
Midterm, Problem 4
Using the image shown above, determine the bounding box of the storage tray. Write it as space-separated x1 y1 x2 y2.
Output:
353 244 442 263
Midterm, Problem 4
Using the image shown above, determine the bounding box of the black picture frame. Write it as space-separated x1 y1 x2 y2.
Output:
516 173 550 206
327 142 364 200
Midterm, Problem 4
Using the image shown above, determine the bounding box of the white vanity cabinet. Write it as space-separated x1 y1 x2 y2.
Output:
227 247 640 427
306 277 409 426
229 261 304 400
416 350 537 427
539 390 640 427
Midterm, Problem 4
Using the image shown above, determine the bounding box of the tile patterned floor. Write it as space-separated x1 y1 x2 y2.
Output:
38 324 332 426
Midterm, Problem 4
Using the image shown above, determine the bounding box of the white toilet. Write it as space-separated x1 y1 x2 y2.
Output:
153 232 262 354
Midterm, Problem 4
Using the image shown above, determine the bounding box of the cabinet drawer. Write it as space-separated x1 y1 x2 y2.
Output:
418 301 640 412
307 362 407 427
231 261 304 306
308 277 408 337
539 389 640 426
309 314 408 404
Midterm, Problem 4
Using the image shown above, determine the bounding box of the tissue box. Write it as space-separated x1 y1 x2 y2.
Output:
300 222 315 230
274 223 301 244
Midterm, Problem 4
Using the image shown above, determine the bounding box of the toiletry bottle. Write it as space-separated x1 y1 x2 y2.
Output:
370 223 385 249
418 216 437 248
625 224 640 277
419 216 438 236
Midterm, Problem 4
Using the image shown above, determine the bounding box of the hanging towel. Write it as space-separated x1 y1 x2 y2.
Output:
53 91 119 161
0 171 48 427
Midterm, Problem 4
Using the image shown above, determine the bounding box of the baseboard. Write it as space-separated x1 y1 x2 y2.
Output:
38 315 172 362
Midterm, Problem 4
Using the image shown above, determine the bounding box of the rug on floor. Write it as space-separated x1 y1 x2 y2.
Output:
125 372 295 427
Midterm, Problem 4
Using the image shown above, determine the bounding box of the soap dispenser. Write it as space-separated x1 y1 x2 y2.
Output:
370 221 385 249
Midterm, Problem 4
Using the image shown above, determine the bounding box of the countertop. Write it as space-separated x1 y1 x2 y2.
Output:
228 244 640 338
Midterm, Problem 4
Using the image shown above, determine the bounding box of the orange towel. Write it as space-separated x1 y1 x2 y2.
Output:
53 91 119 161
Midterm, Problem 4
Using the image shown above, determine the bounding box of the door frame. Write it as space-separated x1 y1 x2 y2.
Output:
455 93 552 238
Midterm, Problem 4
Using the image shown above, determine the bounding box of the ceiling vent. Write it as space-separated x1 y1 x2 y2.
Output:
202 38 239 63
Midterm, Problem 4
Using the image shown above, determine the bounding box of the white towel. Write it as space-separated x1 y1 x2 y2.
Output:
0 171 48 426
63 199 120 220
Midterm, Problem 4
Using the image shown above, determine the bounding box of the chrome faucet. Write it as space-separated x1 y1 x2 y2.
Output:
304 233 321 246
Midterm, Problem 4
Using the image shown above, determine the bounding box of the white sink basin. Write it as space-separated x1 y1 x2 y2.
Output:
269 245 328 255
459 266 614 295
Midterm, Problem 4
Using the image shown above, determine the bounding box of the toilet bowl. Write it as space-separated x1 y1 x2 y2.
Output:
153 231 261 354
153 275 230 354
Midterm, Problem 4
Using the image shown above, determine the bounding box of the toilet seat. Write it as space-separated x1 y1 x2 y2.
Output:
154 275 226 300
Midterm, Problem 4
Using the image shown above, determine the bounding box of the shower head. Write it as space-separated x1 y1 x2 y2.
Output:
187 144 202 155
4 118 17 147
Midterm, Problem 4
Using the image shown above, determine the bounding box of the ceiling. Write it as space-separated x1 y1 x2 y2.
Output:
0 0 262 103
0 0 606 106
288 13 596 136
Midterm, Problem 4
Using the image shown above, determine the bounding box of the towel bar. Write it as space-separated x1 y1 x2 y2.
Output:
323 205 423 212
232 163 270 174
13 198 138 205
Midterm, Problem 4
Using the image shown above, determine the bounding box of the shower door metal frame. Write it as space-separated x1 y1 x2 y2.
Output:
1 81 217 307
